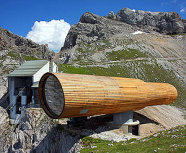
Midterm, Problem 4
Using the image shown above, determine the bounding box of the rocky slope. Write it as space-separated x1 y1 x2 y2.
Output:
62 8 186 49
0 107 83 153
0 27 53 59
61 11 141 49
115 8 186 34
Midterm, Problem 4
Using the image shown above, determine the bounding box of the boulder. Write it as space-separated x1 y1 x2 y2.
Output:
107 11 116 20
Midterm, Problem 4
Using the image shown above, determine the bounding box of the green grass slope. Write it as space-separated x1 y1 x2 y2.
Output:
80 125 186 153
0 51 40 75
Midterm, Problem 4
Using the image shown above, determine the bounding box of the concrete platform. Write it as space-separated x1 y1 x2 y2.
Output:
112 111 140 135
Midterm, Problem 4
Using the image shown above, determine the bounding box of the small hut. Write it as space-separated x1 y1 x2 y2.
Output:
7 60 58 123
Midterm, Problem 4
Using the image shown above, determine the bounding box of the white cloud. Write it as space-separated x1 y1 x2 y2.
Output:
26 20 70 51
180 8 185 13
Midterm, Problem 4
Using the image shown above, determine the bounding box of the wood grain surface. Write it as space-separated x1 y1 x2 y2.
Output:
38 73 178 119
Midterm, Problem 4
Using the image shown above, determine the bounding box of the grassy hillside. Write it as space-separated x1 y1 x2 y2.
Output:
80 125 186 153
0 51 40 75
7 51 40 61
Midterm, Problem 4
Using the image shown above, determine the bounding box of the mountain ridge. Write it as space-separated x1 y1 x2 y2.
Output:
61 8 186 50
0 26 53 59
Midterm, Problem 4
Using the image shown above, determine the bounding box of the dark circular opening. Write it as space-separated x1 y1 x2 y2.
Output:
42 75 65 117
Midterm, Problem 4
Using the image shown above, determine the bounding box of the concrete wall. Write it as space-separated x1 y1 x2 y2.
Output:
8 77 17 120
33 62 49 82
52 62 58 73
33 61 58 82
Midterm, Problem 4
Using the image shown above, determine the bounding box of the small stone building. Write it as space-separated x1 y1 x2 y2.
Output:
7 60 58 123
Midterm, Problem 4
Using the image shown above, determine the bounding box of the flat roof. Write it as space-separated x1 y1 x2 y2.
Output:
7 60 49 77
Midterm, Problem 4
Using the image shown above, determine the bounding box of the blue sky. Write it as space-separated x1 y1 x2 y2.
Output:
0 0 185 51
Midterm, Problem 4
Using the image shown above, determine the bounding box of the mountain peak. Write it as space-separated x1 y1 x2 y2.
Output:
62 8 186 50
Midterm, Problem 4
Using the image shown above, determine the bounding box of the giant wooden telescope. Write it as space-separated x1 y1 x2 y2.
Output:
38 73 178 119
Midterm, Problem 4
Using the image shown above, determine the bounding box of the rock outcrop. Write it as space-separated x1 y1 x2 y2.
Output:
115 8 186 34
0 27 52 59
0 107 83 153
62 8 185 50
62 12 138 50
107 11 117 20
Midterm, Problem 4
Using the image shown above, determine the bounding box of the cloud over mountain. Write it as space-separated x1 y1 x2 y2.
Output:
26 20 70 51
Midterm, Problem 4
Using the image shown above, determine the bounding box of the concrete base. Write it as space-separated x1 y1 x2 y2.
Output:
112 111 140 135
113 111 133 124
118 120 140 135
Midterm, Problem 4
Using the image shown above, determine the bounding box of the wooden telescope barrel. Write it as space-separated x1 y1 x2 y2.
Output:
38 73 178 119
